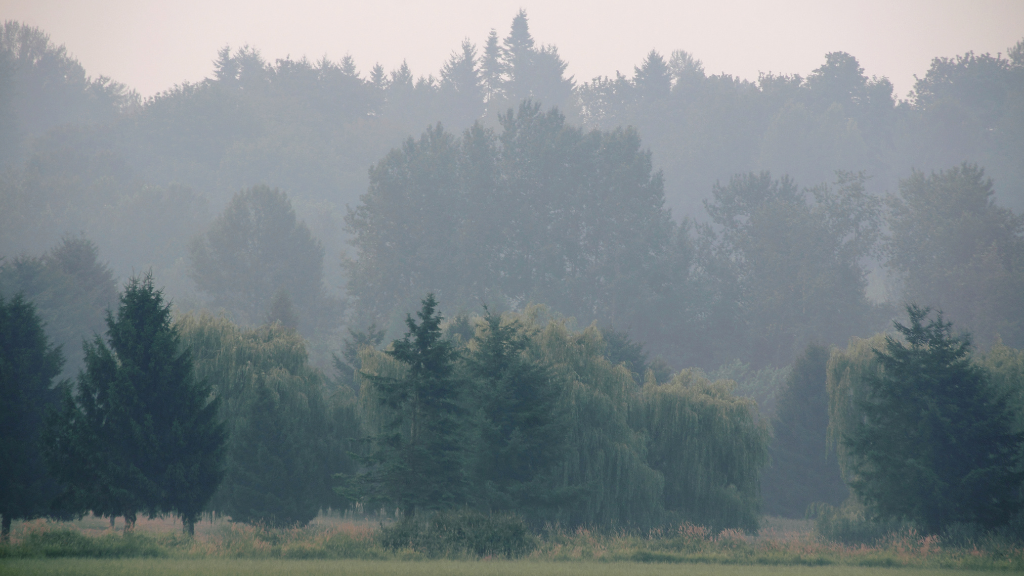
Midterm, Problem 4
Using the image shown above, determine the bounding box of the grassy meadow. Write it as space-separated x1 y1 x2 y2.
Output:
0 558 1003 576
1 513 1021 574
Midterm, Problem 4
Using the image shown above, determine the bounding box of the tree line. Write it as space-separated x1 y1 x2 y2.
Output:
4 283 1022 540
2 9 1024 543
1 14 1022 315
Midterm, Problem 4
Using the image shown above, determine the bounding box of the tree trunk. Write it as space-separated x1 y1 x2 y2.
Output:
1 514 11 543
183 515 196 536
109 516 115 528
123 512 137 534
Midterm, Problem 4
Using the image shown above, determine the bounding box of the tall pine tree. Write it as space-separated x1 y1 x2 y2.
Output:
355 294 468 517
0 294 64 541
845 305 1024 533
466 310 566 518
46 274 225 534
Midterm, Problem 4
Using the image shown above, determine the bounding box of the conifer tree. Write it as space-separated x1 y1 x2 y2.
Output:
845 305 1024 533
480 29 504 101
46 274 225 534
0 294 64 541
466 311 566 516
356 294 467 517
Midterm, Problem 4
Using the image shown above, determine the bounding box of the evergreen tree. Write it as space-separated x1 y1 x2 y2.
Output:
0 294 64 541
466 311 566 517
496 10 573 112
845 305 1024 533
46 274 225 534
634 50 671 101
333 324 386 391
439 39 484 124
480 29 504 101
355 294 467 517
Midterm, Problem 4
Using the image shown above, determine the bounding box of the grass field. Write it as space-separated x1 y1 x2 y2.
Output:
2 513 1021 573
0 559 1001 576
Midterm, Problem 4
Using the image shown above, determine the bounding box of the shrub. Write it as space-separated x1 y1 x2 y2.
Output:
811 502 911 545
3 528 165 558
378 509 536 558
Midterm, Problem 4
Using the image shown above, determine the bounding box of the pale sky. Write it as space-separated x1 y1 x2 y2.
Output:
3 0 1023 100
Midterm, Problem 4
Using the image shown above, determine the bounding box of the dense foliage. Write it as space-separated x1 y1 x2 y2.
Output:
44 275 226 535
177 313 356 527
761 344 847 518
0 294 64 540
0 236 117 379
188 185 339 334
344 104 699 366
828 306 1024 533
351 297 769 529
3 12 1024 539
352 295 469 516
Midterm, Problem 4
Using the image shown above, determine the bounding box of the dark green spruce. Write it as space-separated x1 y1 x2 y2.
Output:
354 294 468 517
0 294 64 541
845 305 1024 533
45 274 225 535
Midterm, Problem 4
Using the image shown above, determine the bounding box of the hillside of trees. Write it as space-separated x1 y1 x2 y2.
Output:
2 11 1024 539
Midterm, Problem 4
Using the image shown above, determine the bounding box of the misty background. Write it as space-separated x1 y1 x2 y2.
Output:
2 3 1024 530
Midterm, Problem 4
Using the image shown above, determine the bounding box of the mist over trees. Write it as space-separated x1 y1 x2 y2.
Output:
2 10 1024 537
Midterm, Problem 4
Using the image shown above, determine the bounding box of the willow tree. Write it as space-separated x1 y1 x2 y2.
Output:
637 370 770 531
825 333 888 480
176 313 352 526
530 313 664 528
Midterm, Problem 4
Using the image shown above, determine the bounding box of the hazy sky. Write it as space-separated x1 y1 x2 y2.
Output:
4 0 1023 99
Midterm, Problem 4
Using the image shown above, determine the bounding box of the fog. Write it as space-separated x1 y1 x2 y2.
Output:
6 0 1023 98
3 5 1024 537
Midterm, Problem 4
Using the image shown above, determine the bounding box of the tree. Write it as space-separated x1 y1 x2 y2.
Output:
843 305 1024 533
46 274 225 534
439 39 485 126
0 236 117 379
761 344 847 518
699 170 882 367
189 185 333 332
466 310 566 517
484 10 574 114
0 21 132 165
333 324 386 391
344 103 699 366
885 163 1024 349
530 314 664 528
355 294 468 517
177 313 351 527
0 294 64 541
638 370 770 532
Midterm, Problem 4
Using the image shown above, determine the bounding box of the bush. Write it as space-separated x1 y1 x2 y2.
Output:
378 509 536 558
811 502 911 545
2 528 166 558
